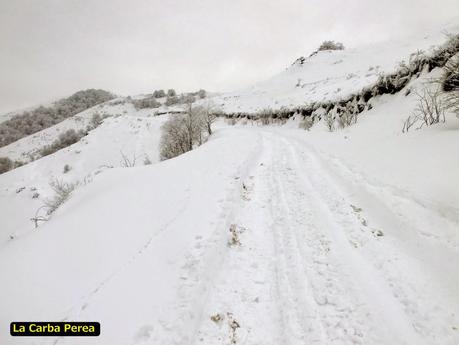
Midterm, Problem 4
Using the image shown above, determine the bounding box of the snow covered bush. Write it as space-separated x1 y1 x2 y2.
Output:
89 112 104 128
40 129 85 157
336 106 358 129
324 112 335 131
0 157 13 174
132 96 161 110
160 103 209 160
198 89 206 99
0 89 113 148
165 95 179 106
299 117 314 130
318 40 345 51
178 94 196 104
153 89 166 98
167 89 176 97
160 115 190 160
44 179 76 215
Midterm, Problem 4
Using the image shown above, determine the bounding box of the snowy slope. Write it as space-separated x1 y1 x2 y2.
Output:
1 16 458 345
211 17 459 113
0 99 153 162
0 109 167 245
1 117 458 344
0 128 263 345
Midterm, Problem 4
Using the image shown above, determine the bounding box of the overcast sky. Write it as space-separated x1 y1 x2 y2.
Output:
0 0 458 114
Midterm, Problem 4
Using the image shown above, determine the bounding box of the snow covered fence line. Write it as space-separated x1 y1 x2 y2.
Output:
218 33 459 130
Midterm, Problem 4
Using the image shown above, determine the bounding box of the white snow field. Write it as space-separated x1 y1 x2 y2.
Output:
1 18 459 345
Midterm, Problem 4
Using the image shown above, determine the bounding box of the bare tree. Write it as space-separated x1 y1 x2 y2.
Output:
160 115 190 160
160 101 209 160
202 100 219 135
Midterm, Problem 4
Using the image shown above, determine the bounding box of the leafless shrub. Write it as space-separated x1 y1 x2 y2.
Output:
120 151 137 167
63 164 71 173
403 86 446 132
44 179 76 215
402 114 418 133
413 87 445 127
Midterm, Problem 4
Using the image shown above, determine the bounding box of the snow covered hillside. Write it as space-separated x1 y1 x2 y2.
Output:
0 105 167 245
212 17 459 114
0 16 458 345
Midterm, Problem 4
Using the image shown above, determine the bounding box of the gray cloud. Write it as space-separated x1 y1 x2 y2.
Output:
1 0 458 113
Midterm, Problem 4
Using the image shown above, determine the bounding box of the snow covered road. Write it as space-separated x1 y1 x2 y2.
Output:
1 127 458 345
191 129 459 345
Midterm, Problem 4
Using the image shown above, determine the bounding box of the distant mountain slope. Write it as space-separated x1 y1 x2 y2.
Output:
0 89 114 148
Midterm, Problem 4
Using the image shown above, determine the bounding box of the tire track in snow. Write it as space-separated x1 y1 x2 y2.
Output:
281 132 459 345
191 130 435 345
143 131 266 345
